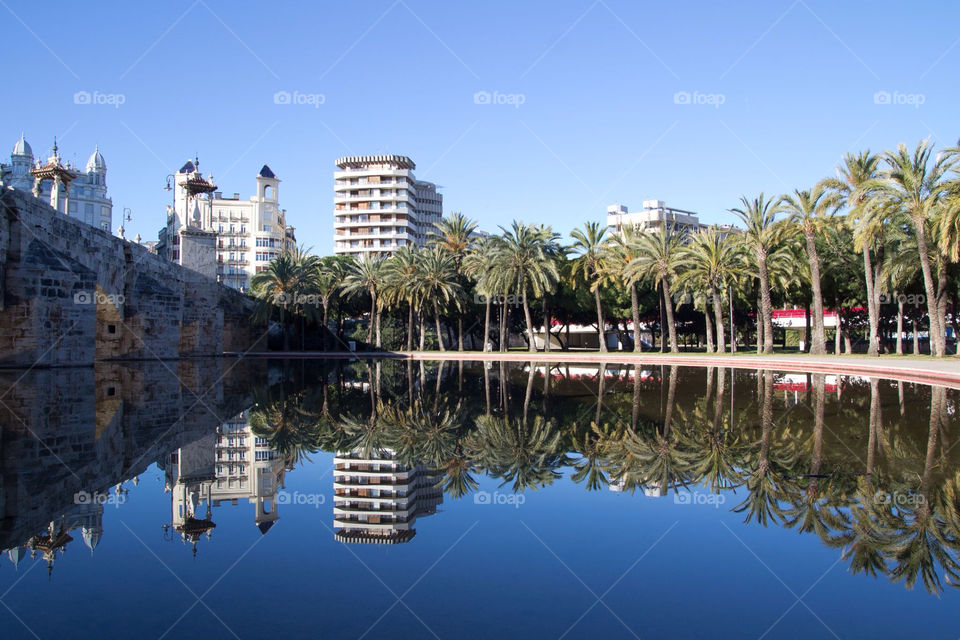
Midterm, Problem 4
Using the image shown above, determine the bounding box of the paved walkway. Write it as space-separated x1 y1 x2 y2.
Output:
228 350 960 389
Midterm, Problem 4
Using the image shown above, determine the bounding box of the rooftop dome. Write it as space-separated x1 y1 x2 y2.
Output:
12 132 32 157
85 145 106 172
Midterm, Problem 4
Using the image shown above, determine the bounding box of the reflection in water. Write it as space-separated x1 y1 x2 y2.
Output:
162 409 291 554
1 359 959 596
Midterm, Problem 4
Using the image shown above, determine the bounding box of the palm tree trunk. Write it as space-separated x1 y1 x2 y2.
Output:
483 299 491 351
631 283 642 352
659 288 666 353
804 231 826 354
594 288 607 353
704 301 715 353
834 299 842 354
434 300 445 351
407 303 414 351
322 303 330 351
457 316 464 351
913 318 920 355
711 286 726 353
419 311 426 351
896 298 904 354
375 306 382 349
366 293 375 344
499 299 508 352
662 278 679 353
522 297 537 353
756 251 775 354
542 297 551 352
756 301 763 355
281 306 289 351
863 246 879 356
911 215 943 356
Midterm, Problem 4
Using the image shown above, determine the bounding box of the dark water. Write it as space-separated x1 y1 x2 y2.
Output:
1 359 958 639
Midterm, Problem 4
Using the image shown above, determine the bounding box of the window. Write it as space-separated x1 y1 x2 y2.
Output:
262 225 271 232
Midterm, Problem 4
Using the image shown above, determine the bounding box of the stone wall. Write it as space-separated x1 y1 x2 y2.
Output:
0 359 264 551
0 188 266 366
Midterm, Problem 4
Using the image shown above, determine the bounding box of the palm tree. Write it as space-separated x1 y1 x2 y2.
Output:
382 245 423 351
491 222 561 353
250 249 311 351
624 227 685 353
826 151 884 355
730 194 782 354
569 221 611 352
342 254 386 348
430 212 478 350
305 255 346 351
777 181 839 355
676 227 740 353
463 237 500 351
877 139 958 356
413 248 462 352
606 225 645 352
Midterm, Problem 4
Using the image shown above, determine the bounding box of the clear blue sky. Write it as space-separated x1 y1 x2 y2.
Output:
3 1 958 250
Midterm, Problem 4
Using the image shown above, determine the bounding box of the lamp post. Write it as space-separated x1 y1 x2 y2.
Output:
117 207 132 239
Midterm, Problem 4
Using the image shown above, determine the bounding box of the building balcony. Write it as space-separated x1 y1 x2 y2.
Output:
334 477 410 487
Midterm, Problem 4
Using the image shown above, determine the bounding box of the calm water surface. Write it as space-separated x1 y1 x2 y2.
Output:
1 359 958 639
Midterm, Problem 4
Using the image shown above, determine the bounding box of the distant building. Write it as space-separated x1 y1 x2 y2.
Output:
333 449 442 544
333 155 443 258
1 133 112 231
606 200 702 237
157 159 296 290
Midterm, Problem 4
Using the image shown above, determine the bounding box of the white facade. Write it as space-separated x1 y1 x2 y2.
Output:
159 160 296 290
606 200 702 237
333 154 443 258
333 448 441 544
2 134 112 231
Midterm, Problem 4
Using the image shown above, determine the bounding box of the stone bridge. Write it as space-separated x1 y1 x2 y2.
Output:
0 188 266 367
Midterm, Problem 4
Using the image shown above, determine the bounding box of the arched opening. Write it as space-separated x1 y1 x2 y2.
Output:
263 185 273 200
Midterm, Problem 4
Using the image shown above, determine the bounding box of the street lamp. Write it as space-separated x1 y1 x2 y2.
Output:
117 207 132 239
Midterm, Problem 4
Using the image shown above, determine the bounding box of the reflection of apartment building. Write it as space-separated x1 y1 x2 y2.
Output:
606 201 702 236
333 449 442 544
163 410 287 553
333 155 443 259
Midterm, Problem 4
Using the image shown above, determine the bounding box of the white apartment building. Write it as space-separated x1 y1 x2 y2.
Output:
333 449 442 544
606 200 703 237
158 160 296 290
333 155 443 258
